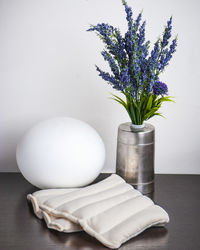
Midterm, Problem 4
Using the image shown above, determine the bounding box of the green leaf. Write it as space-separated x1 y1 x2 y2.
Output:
110 97 127 110
154 113 166 118
144 94 153 114
110 93 127 106
144 107 159 120
148 112 166 119
129 100 137 124
110 94 134 123
157 96 175 104
125 95 137 124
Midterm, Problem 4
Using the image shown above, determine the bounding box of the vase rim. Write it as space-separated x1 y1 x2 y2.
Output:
130 123 145 129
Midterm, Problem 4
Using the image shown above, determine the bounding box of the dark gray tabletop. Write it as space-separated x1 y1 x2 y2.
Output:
0 173 200 250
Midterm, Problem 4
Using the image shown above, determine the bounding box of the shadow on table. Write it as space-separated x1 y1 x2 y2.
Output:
120 227 168 250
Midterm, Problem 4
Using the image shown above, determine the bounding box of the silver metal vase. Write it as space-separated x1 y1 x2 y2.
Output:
116 122 155 194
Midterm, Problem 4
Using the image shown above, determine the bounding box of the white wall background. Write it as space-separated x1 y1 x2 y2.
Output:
0 0 200 173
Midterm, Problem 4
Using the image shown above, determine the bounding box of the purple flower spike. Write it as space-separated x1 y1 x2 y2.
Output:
153 81 168 95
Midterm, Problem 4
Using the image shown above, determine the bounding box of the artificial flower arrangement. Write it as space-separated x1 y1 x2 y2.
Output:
87 0 177 126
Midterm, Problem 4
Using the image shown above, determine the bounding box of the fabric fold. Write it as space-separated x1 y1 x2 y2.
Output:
27 174 169 249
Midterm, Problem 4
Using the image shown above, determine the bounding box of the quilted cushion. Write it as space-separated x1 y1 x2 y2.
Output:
28 174 169 249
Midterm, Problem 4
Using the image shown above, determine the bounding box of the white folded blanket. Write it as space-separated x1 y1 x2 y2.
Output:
27 174 169 249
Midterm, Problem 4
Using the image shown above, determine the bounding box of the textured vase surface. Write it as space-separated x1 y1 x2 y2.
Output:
116 122 155 194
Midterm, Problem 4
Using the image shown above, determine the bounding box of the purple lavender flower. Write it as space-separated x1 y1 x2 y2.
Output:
161 17 172 48
87 23 114 35
87 23 117 56
96 66 123 91
87 0 177 124
124 32 133 56
152 81 168 95
159 38 177 71
88 0 177 98
143 40 160 93
123 0 134 61
137 21 146 46
101 51 120 79
122 0 133 32
120 68 130 89
114 29 127 63
135 13 142 31
149 41 160 68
